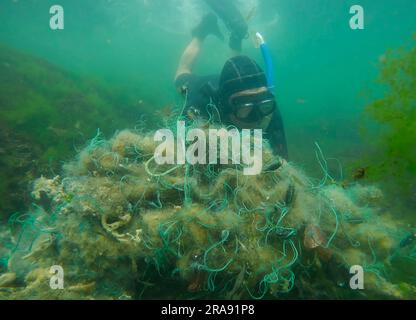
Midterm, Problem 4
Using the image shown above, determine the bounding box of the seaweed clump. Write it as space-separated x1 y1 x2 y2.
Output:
0 124 415 300
364 34 416 201
0 44 156 219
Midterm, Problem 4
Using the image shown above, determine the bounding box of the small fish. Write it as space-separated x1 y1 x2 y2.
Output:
346 218 364 225
296 98 307 105
263 159 283 172
157 105 175 118
47 126 68 136
352 167 368 181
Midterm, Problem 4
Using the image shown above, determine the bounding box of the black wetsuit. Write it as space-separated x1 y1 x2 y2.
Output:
175 73 289 160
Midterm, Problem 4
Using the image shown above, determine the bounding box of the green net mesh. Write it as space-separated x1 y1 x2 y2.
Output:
1 118 415 299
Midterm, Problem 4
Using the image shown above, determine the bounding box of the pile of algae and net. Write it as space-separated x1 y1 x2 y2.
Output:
1 121 415 300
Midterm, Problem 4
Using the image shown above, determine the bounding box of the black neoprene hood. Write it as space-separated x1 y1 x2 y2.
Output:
218 55 269 110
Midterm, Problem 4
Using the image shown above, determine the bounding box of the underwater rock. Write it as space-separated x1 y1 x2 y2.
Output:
2 126 415 300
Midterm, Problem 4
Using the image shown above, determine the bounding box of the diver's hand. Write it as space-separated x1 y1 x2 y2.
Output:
192 13 224 41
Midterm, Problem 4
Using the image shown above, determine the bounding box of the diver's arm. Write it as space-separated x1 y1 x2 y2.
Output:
175 37 202 81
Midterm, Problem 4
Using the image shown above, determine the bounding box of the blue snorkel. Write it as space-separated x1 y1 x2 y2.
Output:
255 32 275 93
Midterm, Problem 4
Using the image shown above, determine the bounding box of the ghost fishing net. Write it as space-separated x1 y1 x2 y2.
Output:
1 117 415 299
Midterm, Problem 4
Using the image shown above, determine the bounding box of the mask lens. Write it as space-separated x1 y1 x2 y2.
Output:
235 103 253 119
258 100 275 115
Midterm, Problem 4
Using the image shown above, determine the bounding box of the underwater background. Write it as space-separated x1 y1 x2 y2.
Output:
0 0 416 299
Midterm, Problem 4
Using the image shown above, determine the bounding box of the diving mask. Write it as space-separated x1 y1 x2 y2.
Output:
229 93 276 121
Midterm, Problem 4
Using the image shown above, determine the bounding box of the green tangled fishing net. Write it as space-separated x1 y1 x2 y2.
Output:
1 118 415 299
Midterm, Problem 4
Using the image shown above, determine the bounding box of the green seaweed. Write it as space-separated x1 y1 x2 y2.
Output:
363 34 416 201
0 44 157 219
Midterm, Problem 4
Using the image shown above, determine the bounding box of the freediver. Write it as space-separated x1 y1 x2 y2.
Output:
175 0 288 159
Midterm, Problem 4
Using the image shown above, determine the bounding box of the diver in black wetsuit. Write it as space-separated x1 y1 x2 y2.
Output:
174 0 288 159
